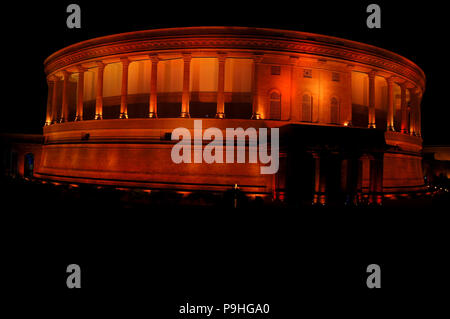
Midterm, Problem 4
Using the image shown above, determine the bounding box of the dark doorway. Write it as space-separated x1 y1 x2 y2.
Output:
158 102 181 118
24 153 34 178
225 103 252 119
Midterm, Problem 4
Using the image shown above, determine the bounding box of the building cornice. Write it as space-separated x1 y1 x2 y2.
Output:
44 27 426 90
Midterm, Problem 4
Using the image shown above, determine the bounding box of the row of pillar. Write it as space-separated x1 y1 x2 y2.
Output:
46 53 263 124
366 71 422 136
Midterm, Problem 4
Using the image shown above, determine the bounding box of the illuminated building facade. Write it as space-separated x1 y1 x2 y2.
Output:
26 27 426 204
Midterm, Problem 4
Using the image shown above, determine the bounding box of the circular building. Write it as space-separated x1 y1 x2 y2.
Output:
37 26 426 205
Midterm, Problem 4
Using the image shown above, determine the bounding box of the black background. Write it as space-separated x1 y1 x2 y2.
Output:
1 0 449 145
2 1 448 317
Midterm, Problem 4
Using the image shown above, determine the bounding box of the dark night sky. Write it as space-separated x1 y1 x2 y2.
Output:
2 1 448 145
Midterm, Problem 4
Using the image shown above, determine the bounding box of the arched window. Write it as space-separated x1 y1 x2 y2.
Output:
302 93 312 122
330 97 339 124
269 91 281 120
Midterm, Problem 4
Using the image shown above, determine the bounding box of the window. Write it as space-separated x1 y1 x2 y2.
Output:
269 91 281 120
332 72 340 82
303 69 312 78
330 97 339 124
271 66 281 75
302 94 313 122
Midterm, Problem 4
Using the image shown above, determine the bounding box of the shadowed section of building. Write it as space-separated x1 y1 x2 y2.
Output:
0 27 428 206
423 146 450 183
0 134 43 178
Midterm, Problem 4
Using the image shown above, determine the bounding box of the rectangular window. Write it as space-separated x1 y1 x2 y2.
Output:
271 66 281 75
332 72 340 82
303 69 312 78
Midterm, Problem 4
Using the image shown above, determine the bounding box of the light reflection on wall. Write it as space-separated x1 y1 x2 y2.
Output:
190 58 218 92
157 59 183 92
128 60 151 95
374 76 387 110
225 58 252 93
103 62 122 97
351 71 368 107
83 68 97 102
393 82 401 131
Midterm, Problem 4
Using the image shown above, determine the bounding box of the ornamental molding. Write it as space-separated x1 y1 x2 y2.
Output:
44 36 425 89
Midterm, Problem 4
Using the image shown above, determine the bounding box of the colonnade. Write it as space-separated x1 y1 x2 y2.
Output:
46 52 261 124
363 70 422 136
45 53 422 137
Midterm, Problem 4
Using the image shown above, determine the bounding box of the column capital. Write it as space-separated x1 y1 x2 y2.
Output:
148 54 160 63
252 53 264 63
120 57 130 65
76 65 87 73
398 81 407 89
386 76 396 85
47 74 59 82
417 89 423 99
217 51 227 62
182 52 192 62
368 70 377 79
408 86 420 95
95 61 106 69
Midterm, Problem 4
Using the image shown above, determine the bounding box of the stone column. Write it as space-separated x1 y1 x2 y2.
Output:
312 152 327 205
181 53 192 118
45 78 54 125
368 70 376 128
400 82 408 134
408 87 417 135
95 61 105 120
417 90 422 136
216 52 227 118
148 55 159 118
119 58 130 119
386 77 395 131
51 75 60 124
368 154 384 205
251 54 264 119
60 70 70 123
75 66 86 121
